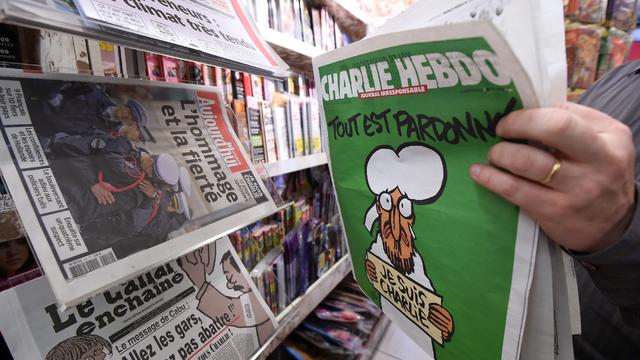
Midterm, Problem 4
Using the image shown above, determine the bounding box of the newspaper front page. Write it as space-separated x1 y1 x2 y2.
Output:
0 236 277 360
375 2 569 358
375 0 567 106
313 21 539 359
75 0 287 74
0 70 277 306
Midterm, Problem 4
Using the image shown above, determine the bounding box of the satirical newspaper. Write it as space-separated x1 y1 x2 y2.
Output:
74 0 288 74
313 21 541 359
0 236 277 360
0 71 277 306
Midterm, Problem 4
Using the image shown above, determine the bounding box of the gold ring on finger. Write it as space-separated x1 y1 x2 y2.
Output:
541 159 561 185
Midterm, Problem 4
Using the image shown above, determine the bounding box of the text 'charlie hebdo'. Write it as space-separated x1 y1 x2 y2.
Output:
321 50 519 145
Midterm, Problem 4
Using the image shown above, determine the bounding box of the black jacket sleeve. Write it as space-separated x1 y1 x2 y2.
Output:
574 60 640 326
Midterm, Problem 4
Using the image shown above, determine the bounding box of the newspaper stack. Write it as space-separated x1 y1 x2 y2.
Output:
0 158 279 360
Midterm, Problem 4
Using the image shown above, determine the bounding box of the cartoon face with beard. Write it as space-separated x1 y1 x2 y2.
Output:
363 143 454 351
377 187 416 275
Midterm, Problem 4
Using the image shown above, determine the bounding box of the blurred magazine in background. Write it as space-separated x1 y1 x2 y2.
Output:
0 173 42 292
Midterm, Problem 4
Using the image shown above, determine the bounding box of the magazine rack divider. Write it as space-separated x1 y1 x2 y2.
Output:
258 25 324 76
310 0 368 42
263 153 329 177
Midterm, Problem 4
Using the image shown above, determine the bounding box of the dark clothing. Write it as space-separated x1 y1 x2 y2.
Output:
49 132 187 256
50 133 155 255
51 133 150 222
573 60 640 359
26 82 119 137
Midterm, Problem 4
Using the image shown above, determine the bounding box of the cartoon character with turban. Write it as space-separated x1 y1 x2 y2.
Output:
363 143 453 357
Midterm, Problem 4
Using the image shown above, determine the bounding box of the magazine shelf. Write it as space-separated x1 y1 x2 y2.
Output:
257 1 368 74
0 0 286 77
249 255 353 360
259 25 324 73
311 0 368 42
329 0 373 25
358 316 391 359
264 153 329 177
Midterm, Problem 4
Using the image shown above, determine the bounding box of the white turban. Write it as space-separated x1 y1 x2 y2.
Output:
363 144 446 231
154 153 180 186
177 167 192 196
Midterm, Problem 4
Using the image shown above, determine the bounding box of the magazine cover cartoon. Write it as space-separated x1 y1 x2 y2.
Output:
363 143 453 357
314 20 542 359
179 244 276 346
45 335 112 360
0 237 276 359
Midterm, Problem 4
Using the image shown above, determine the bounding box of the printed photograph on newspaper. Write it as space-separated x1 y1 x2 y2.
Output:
0 236 277 360
0 71 276 306
313 21 539 359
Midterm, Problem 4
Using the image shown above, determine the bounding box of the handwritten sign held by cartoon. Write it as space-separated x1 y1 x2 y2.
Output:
367 253 446 344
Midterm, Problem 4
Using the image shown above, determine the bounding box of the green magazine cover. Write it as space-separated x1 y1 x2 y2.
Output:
313 21 540 359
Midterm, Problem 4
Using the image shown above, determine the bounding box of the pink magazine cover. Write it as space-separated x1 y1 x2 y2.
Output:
144 52 165 81
203 64 214 85
162 56 179 83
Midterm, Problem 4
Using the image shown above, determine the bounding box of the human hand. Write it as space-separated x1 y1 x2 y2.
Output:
178 245 216 288
428 303 454 342
91 183 115 205
470 103 635 253
179 248 207 288
138 180 158 199
366 258 377 283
